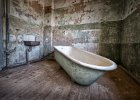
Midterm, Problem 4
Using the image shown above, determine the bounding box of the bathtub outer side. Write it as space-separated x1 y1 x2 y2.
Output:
55 50 105 85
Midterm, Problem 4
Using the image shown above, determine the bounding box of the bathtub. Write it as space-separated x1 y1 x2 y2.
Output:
54 46 117 85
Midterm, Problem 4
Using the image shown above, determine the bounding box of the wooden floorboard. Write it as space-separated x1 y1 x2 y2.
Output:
0 60 140 100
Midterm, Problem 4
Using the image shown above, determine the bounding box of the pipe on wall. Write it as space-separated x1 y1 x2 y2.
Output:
5 0 10 68
3 0 17 68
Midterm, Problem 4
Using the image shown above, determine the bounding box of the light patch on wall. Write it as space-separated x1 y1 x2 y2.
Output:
17 35 23 43
28 47 40 61
72 43 99 54
9 34 16 42
8 44 26 66
23 35 35 41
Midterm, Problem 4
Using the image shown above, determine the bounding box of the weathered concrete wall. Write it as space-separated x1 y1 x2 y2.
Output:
53 0 123 25
123 0 140 19
4 0 140 81
8 0 140 81
9 0 124 63
121 0 140 79
9 0 44 66
99 21 121 63
50 0 123 62
43 0 52 56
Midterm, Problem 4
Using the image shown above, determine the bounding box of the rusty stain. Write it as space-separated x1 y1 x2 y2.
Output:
24 0 28 4
55 16 58 20
29 1 43 14
45 6 52 14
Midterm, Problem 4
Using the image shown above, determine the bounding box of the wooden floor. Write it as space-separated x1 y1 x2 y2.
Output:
0 60 140 100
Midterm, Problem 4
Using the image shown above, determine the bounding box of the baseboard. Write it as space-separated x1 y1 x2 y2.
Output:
119 65 140 85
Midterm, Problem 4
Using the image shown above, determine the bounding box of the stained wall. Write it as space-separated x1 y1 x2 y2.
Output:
7 0 140 81
121 0 140 79
43 0 52 56
9 0 44 66
9 0 124 65
50 0 124 62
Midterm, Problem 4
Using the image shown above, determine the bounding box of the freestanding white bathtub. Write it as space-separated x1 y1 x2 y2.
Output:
54 46 117 85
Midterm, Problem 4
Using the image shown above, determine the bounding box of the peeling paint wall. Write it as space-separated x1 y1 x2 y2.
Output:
8 0 140 80
121 0 140 79
9 0 124 65
53 0 123 25
43 0 52 56
50 0 124 62
9 0 44 66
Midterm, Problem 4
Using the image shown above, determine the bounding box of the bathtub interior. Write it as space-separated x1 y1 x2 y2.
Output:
54 46 114 67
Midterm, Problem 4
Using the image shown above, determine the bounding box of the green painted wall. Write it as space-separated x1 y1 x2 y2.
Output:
121 1 140 79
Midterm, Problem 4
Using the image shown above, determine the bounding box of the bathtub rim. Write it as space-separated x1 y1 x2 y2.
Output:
54 46 117 71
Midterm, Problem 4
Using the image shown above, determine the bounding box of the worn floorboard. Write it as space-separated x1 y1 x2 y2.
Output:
0 60 140 100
